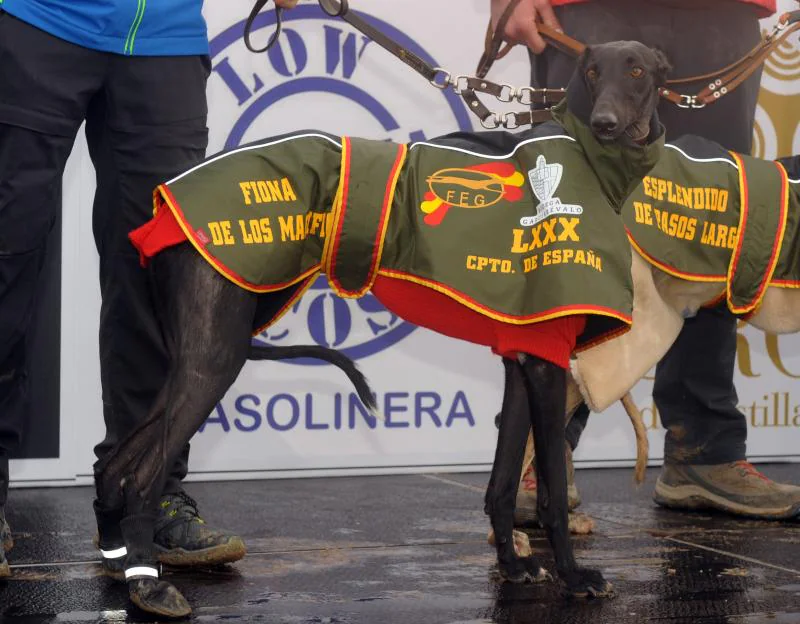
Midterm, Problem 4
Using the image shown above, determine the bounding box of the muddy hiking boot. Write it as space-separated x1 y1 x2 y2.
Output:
654 461 800 520
514 444 581 528
1 507 12 578
154 492 246 567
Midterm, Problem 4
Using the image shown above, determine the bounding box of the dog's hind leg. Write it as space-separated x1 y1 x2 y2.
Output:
485 358 551 584
96 246 258 617
519 354 613 599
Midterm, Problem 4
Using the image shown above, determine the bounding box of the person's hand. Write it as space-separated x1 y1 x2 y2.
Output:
275 0 300 8
490 0 562 54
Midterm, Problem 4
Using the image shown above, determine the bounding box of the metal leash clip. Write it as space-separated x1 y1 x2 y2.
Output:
677 95 706 110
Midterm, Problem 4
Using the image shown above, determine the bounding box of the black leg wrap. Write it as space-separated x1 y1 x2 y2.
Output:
94 502 126 582
120 513 159 578
94 502 124 547
121 512 192 618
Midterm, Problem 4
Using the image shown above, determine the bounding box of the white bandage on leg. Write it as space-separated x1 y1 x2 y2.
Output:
100 546 127 560
124 565 160 580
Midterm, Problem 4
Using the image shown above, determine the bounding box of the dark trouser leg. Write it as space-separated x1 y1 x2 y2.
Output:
0 328 33 509
0 126 83 504
0 13 105 506
0 454 7 508
565 403 589 452
655 308 746 464
647 5 760 466
88 54 209 494
531 0 760 462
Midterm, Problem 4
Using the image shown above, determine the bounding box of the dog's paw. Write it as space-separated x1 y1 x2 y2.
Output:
568 512 596 535
561 567 614 599
487 529 532 558
128 578 192 618
498 556 552 584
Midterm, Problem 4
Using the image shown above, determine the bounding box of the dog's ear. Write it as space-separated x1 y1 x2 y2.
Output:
578 45 593 75
650 47 672 87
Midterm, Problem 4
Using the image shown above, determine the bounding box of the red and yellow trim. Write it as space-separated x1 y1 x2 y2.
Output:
365 143 407 294
769 279 800 289
626 228 726 283
376 267 632 327
321 137 350 274
766 166 799 289
157 184 321 294
574 323 630 353
327 139 408 299
701 291 727 309
321 190 343 272
727 153 789 315
726 151 751 313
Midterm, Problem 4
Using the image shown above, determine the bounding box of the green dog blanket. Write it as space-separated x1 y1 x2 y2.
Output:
624 135 800 315
133 101 664 361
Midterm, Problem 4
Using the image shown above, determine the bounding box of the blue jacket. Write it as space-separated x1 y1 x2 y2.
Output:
0 0 208 56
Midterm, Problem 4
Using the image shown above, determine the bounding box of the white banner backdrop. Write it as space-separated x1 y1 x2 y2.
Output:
10 0 800 488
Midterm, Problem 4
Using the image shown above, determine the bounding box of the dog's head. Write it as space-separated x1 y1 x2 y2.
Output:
573 41 670 144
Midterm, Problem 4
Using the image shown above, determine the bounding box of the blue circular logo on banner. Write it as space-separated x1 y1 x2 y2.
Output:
208 5 473 363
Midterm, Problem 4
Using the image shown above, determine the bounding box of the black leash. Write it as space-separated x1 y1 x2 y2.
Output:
244 0 282 53
245 0 441 83
244 0 800 129
243 0 562 129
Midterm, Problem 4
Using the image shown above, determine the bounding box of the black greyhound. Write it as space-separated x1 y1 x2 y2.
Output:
93 41 669 617
483 40 669 595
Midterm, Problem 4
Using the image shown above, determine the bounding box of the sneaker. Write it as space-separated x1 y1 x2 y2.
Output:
514 444 581 527
1 508 12 578
154 492 246 567
654 460 800 520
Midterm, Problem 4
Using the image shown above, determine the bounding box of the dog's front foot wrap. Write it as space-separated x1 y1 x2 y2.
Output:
560 567 614 599
498 555 552 584
94 502 126 581
128 577 191 619
121 513 191 618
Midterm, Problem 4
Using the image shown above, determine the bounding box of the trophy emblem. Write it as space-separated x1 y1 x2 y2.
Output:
529 155 563 205
521 155 583 227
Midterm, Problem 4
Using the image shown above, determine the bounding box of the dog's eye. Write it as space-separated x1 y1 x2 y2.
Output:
630 66 645 78
585 68 598 82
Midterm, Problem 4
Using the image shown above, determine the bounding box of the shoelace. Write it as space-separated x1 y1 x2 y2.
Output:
163 492 204 522
733 460 772 483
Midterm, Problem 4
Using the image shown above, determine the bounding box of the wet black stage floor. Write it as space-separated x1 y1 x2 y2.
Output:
1 465 800 624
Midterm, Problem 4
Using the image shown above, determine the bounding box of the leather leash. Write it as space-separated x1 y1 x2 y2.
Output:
245 0 800 128
244 0 566 128
244 0 283 53
481 1 800 110
658 11 800 108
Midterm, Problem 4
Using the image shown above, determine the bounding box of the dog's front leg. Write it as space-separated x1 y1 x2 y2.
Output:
520 354 614 598
485 358 550 583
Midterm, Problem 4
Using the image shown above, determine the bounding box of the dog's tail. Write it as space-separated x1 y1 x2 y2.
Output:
248 345 377 415
621 392 649 485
